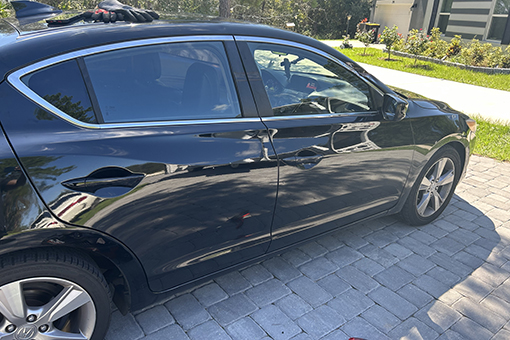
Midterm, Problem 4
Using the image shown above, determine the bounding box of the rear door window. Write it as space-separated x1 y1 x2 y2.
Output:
83 41 241 123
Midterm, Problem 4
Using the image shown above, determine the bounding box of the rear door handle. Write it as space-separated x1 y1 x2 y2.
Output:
283 155 323 169
62 167 145 196
85 174 145 192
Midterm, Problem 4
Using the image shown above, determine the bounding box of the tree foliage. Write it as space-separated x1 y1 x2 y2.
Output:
355 28 374 55
17 0 371 39
405 29 428 64
379 25 399 60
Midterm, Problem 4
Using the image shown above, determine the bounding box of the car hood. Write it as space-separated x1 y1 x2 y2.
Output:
389 86 460 114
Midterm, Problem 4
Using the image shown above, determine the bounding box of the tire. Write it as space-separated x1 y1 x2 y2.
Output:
400 146 461 226
0 250 111 340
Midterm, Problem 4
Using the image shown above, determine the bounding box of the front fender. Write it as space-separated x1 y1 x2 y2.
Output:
388 107 473 215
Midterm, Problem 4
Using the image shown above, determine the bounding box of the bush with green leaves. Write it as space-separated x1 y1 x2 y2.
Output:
355 28 375 55
446 35 462 58
404 29 429 65
379 25 400 60
340 35 353 49
462 39 491 66
392 33 405 52
1 0 11 17
500 46 510 68
423 27 448 59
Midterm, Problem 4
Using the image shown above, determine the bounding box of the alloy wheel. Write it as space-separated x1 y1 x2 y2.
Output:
416 157 456 218
0 277 96 340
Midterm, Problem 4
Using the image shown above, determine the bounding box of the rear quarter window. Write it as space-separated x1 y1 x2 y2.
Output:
21 60 97 124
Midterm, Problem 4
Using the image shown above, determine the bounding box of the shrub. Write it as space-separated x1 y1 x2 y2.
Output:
355 28 375 55
501 46 510 68
459 39 494 66
486 46 503 68
379 25 400 60
392 33 405 52
405 29 429 64
1 1 11 17
423 27 448 59
446 35 462 57
340 35 353 49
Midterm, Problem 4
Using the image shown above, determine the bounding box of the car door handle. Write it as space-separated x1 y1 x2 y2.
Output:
283 155 323 169
84 174 145 192
62 167 145 195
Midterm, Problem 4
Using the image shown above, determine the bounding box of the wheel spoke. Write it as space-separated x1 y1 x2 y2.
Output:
39 286 91 324
38 329 87 340
0 331 16 340
433 158 447 181
432 191 443 212
417 192 431 215
437 169 455 187
0 281 26 322
419 176 432 191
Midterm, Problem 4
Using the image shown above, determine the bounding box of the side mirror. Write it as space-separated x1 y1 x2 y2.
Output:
381 93 408 121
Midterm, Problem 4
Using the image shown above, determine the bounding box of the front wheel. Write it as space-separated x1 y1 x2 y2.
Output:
400 146 461 226
0 250 111 340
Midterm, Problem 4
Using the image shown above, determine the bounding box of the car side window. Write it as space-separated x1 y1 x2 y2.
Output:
247 42 375 116
83 41 241 123
21 60 97 124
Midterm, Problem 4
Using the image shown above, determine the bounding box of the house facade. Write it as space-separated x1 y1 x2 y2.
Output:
371 0 510 44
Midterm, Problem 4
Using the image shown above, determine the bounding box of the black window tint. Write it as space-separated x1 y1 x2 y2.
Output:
83 42 241 123
495 0 510 14
248 43 375 116
22 60 96 123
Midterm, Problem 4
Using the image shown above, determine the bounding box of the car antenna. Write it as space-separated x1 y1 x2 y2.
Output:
9 0 63 26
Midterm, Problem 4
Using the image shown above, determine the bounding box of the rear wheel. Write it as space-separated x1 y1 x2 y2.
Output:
0 250 111 340
401 146 461 226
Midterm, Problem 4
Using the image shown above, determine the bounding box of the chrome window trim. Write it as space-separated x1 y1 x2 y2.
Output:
234 35 384 97
261 111 379 122
7 35 244 130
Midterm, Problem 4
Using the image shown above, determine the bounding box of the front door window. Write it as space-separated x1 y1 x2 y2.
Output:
247 42 375 117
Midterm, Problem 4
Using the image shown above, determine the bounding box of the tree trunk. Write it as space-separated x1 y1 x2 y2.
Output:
219 0 231 18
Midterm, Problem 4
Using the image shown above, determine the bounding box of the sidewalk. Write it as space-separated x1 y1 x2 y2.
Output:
323 40 510 123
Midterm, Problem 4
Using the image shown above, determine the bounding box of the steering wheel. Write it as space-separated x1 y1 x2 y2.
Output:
261 70 283 94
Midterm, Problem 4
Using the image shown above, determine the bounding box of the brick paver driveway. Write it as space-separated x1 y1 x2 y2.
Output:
105 155 510 340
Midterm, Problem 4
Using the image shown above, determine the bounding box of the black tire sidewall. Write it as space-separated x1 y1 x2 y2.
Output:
402 146 462 226
0 254 111 340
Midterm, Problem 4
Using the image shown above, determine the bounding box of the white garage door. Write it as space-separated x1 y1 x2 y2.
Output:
373 4 412 35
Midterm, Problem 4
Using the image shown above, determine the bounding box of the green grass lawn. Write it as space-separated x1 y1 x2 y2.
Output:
472 116 510 162
336 47 510 161
338 47 510 92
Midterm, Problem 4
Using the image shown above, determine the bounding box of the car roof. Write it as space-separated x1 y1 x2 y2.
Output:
0 16 356 80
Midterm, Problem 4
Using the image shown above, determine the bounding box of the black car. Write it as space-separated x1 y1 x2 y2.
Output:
0 3 476 339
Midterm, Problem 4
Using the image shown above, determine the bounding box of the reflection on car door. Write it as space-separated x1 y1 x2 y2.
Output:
236 38 414 250
4 38 277 292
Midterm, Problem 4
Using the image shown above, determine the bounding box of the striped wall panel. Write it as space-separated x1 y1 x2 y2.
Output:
445 0 492 38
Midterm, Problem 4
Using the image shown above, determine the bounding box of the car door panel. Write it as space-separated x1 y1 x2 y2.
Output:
2 39 278 292
235 38 415 250
263 115 414 249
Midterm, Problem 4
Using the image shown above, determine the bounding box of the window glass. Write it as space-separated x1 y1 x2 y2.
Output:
488 17 507 40
248 42 374 116
441 0 454 13
22 60 96 124
83 42 241 123
438 14 450 33
495 0 510 14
